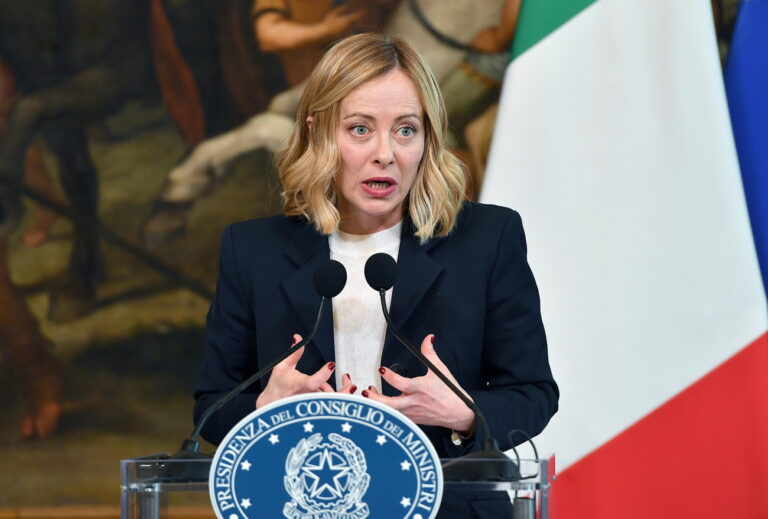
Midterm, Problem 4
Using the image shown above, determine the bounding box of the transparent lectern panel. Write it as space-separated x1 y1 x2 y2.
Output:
120 455 550 519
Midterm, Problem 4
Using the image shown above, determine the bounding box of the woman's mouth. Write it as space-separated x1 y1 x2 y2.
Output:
361 178 397 198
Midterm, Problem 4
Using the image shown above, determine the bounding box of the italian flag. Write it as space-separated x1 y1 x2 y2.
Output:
481 0 768 517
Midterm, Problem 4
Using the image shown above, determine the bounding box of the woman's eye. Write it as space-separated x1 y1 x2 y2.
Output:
398 126 416 137
351 125 369 136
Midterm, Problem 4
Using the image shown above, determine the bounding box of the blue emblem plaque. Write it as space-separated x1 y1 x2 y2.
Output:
209 393 443 519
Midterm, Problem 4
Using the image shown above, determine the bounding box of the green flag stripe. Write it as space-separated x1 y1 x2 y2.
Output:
510 0 598 60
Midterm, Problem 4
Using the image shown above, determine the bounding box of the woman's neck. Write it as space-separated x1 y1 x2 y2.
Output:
337 213 404 235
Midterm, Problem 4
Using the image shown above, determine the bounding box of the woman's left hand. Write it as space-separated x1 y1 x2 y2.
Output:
363 334 476 434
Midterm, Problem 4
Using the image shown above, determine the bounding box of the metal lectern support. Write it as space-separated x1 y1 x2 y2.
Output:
540 458 551 519
139 484 162 519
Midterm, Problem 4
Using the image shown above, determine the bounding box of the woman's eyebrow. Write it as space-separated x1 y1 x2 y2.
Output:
342 112 374 121
394 113 421 122
341 112 421 121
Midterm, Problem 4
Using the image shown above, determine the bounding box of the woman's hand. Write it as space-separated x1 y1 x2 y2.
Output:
362 334 476 434
256 334 336 408
256 334 357 409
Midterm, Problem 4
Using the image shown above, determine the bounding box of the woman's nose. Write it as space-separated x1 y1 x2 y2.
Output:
373 135 395 167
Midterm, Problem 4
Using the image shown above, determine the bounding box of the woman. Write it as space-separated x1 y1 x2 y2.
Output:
194 33 558 517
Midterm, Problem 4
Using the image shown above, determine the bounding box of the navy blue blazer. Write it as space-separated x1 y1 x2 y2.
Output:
194 202 558 458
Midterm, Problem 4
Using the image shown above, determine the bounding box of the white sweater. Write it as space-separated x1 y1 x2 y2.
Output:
329 222 401 393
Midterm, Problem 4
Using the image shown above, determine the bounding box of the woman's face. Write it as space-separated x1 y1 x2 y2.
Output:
333 68 425 234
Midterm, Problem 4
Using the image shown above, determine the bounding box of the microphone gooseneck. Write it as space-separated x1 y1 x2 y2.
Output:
164 260 347 480
364 253 521 481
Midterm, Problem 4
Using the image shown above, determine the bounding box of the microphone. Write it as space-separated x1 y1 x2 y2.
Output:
364 253 521 481
161 259 347 480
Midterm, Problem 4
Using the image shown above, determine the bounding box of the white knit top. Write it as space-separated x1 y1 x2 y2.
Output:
329 221 401 393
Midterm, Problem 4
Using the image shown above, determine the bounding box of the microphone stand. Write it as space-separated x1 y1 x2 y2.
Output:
376 290 520 481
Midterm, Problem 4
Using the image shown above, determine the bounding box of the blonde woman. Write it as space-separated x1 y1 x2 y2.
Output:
194 33 557 518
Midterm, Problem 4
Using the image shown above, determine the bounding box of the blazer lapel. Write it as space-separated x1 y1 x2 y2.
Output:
281 221 335 379
279 216 451 393
380 222 444 392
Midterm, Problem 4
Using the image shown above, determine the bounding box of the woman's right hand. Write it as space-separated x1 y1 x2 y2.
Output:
255 334 354 409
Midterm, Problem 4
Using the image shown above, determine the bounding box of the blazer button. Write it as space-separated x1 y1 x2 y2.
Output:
389 363 407 376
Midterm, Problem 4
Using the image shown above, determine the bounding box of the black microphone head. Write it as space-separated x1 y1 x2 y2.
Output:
364 253 397 291
314 260 347 298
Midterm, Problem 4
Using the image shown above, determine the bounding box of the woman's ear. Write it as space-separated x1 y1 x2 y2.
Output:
306 116 313 128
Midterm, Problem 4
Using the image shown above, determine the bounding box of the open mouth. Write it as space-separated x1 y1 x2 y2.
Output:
361 178 397 197
366 181 392 189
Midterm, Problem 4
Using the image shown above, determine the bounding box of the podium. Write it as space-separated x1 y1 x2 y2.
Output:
120 455 551 519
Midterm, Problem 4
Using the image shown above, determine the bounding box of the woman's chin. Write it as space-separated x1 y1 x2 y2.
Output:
339 204 404 232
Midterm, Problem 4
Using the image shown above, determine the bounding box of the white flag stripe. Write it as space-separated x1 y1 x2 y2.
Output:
483 0 767 468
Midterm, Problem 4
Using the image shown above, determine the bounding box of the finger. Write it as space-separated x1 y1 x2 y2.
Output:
420 333 437 357
420 334 449 372
281 334 304 366
306 361 335 389
378 366 416 393
319 383 334 392
338 373 356 394
278 344 305 371
362 388 408 411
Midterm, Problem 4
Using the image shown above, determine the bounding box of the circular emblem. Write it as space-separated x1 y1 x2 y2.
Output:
209 393 443 519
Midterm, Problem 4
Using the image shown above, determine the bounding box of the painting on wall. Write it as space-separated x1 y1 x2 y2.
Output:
0 0 516 509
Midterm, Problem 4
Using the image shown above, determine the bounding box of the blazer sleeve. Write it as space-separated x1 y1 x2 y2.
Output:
464 209 559 452
193 224 261 445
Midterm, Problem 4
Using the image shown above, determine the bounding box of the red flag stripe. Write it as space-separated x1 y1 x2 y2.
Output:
552 331 768 518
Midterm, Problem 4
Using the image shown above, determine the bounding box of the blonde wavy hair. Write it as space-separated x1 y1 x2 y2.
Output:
277 33 467 242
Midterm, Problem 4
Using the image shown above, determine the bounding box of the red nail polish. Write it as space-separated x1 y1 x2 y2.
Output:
350 385 357 393
378 367 385 375
328 362 335 370
363 390 370 398
430 335 435 345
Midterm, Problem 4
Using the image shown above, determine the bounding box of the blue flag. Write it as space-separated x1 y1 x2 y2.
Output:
725 0 768 296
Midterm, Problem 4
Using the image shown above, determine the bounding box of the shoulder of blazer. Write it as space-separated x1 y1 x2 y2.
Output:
420 201 522 250
226 213 301 244
459 201 521 230
224 214 329 274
